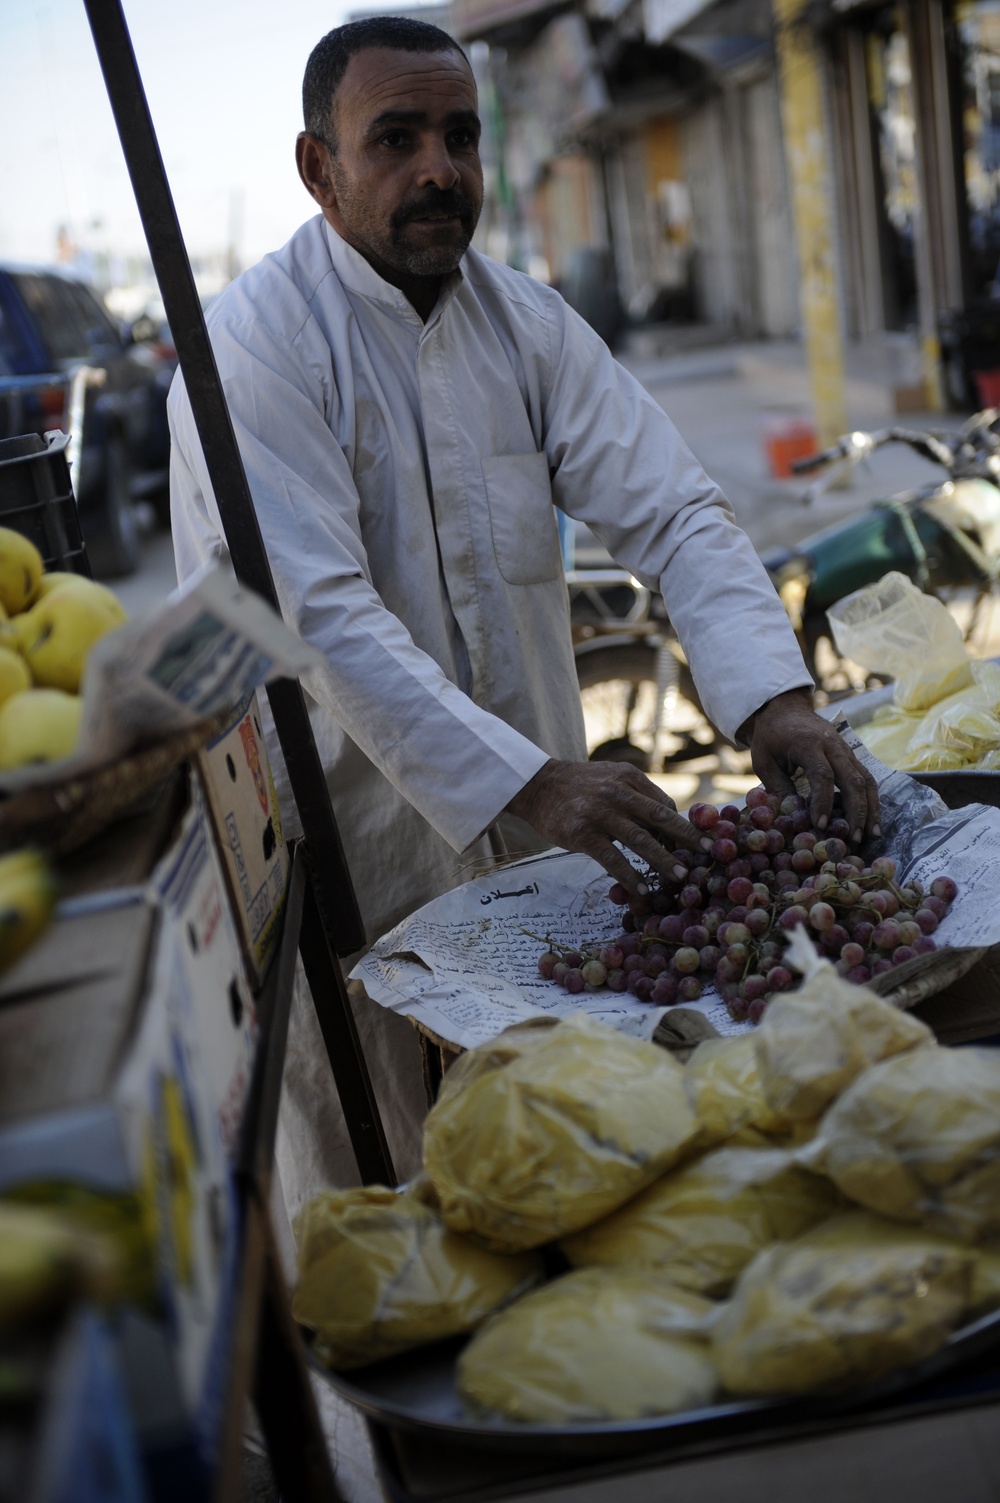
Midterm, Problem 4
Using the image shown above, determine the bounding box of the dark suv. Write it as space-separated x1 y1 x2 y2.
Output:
0 263 172 576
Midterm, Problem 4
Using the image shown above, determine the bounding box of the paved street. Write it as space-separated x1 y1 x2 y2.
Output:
110 520 177 618
618 332 971 556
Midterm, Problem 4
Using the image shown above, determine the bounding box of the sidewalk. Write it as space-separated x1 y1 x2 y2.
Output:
615 327 973 558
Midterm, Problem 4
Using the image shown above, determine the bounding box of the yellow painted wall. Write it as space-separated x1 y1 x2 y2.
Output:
642 116 683 191
773 0 848 444
533 155 598 281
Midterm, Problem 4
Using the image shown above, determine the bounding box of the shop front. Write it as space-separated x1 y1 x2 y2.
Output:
828 0 1000 407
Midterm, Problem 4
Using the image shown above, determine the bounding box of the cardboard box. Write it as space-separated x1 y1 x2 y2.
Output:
0 768 258 1163
0 894 154 1129
196 690 289 987
0 896 235 1437
0 771 260 1468
148 773 259 1160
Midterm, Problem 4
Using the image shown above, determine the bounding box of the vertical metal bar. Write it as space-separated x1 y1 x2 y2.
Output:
253 1199 346 1503
235 848 309 1193
297 858 397 1187
81 0 395 1185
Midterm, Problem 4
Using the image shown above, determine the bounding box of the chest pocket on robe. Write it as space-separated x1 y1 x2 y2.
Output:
482 452 563 586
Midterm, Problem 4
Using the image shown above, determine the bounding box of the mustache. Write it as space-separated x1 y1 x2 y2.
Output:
392 189 476 228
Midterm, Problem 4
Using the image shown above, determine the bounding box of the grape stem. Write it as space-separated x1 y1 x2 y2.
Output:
519 927 601 956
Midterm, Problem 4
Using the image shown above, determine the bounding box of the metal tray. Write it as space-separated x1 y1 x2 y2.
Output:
910 769 1000 810
308 1302 1000 1459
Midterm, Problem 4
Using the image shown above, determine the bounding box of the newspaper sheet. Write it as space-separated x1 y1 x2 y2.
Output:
354 724 1000 1052
352 848 685 1051
0 562 325 793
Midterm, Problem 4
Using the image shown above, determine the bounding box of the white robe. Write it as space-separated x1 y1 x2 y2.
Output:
168 215 811 1204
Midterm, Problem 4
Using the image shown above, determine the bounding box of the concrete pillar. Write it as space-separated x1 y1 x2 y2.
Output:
773 0 848 447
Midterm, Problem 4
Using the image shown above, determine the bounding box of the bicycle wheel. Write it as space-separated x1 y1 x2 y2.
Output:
574 642 720 770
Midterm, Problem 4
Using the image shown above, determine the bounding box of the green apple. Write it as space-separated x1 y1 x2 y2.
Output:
33 573 127 624
0 689 82 769
18 592 119 693
0 526 42 615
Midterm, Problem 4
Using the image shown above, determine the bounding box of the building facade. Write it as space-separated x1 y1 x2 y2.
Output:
454 0 1000 403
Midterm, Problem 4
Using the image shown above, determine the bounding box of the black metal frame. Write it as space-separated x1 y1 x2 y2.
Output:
216 848 343 1503
81 0 395 1190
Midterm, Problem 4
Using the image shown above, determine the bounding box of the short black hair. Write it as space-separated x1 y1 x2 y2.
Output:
302 17 468 144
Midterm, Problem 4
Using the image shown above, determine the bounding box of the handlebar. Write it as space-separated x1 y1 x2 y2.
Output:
789 425 960 478
789 444 844 475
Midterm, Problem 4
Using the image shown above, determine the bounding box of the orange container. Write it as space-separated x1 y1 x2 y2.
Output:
762 416 819 480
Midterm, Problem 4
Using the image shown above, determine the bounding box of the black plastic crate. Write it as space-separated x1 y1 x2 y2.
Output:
0 432 90 576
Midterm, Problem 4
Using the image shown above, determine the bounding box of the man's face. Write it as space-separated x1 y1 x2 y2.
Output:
321 47 484 280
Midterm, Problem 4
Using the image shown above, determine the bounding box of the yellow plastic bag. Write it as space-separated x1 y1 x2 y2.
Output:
828 572 974 714
457 1267 718 1422
292 1187 543 1370
684 1035 793 1146
561 1145 841 1296
898 664 1000 770
858 704 928 770
860 685 1000 771
900 742 969 772
924 697 1000 759
713 1237 972 1395
754 932 935 1122
834 581 1000 770
798 1046 1000 1241
434 1016 559 1110
790 1209 1000 1319
423 1014 700 1252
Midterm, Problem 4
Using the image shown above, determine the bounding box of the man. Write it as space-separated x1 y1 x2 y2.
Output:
168 16 878 1196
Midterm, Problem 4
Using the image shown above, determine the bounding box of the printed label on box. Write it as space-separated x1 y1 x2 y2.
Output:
197 691 289 986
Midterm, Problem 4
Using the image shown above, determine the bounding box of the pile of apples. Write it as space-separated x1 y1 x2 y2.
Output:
0 526 125 770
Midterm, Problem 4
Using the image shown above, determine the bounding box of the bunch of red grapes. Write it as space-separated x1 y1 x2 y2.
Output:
536 788 957 1024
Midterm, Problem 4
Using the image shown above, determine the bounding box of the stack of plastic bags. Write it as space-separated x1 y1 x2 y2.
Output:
828 571 1000 771
291 965 1000 1424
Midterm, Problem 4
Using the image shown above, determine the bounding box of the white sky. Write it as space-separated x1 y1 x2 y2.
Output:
0 0 413 275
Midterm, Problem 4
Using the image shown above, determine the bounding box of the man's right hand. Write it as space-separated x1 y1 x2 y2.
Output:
505 758 708 897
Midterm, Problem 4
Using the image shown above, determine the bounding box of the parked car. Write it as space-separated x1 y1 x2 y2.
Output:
0 263 173 576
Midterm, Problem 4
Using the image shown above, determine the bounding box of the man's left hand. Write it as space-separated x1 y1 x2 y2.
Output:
738 688 881 845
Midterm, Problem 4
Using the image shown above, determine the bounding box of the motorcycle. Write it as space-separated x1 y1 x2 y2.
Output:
571 409 1000 770
762 409 1000 692
570 568 723 771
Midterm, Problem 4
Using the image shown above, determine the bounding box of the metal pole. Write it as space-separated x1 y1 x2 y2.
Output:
82 0 395 1187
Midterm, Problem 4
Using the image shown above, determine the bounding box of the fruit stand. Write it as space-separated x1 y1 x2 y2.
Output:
0 656 348 1499
6 2 1000 1499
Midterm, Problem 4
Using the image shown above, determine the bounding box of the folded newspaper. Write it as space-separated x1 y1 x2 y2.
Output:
0 562 325 794
353 726 1000 1051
